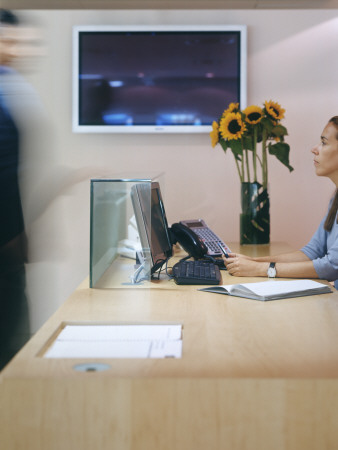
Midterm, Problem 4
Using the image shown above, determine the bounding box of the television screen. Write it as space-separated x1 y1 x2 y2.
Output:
72 25 247 133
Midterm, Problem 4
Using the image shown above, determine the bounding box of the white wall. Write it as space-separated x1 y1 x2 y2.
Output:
15 9 338 332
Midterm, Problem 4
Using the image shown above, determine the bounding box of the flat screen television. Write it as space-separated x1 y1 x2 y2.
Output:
72 25 247 133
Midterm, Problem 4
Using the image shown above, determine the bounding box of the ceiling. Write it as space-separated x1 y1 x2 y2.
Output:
5 0 338 9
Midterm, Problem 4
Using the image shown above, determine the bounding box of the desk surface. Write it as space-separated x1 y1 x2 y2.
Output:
2 242 338 450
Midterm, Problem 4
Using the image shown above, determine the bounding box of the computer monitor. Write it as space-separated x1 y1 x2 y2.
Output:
131 182 173 274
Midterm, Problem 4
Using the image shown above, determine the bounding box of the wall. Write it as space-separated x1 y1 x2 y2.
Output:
15 9 338 332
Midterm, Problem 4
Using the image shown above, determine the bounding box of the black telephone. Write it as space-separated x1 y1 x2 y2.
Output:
170 223 208 260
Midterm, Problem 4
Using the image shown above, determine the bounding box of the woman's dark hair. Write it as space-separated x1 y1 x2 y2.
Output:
0 9 19 26
329 116 338 140
324 116 338 231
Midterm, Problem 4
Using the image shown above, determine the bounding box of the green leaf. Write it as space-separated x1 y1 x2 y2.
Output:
271 124 288 137
229 139 243 160
219 139 229 153
268 142 294 172
260 117 275 133
242 135 254 151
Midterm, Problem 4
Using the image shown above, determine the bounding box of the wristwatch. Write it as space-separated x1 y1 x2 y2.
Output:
267 262 277 278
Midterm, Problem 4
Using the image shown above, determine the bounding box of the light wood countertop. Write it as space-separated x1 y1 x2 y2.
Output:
2 242 338 450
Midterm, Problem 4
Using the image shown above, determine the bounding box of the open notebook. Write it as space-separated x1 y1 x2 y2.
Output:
200 279 332 301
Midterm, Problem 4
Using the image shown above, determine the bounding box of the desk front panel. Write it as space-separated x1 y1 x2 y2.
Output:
2 377 338 450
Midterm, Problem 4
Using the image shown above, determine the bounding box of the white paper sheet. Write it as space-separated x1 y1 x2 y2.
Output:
44 324 183 359
56 324 182 342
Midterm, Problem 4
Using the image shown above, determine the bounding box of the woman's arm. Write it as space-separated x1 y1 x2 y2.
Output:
252 250 311 263
223 251 318 278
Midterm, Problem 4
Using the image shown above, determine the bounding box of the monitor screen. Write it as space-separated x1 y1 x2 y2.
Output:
72 25 247 133
131 182 172 274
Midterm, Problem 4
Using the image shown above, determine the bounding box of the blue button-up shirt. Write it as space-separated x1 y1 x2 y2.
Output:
302 202 338 289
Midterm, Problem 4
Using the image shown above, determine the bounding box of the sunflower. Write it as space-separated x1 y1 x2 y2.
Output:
243 105 263 125
264 100 285 122
222 102 239 117
219 112 246 141
210 121 219 148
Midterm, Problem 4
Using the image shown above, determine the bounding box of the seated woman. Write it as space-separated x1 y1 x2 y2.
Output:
223 116 338 289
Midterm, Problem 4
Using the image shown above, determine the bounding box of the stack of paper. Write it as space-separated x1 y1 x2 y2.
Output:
44 324 182 359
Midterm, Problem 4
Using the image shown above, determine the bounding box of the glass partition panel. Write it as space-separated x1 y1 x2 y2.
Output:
90 179 151 288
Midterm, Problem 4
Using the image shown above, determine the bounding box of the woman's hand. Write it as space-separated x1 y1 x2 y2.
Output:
223 253 267 277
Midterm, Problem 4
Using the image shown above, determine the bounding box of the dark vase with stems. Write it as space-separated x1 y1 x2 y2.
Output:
240 127 270 245
240 181 270 245
210 100 293 246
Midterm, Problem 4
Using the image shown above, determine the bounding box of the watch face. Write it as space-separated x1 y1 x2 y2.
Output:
268 265 276 277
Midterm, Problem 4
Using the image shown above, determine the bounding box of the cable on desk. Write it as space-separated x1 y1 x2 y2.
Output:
130 263 148 284
151 259 168 280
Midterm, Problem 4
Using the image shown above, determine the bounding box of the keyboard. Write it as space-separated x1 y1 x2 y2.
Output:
172 260 221 285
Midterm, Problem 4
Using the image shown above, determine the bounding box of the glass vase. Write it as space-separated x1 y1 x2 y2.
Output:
240 182 270 245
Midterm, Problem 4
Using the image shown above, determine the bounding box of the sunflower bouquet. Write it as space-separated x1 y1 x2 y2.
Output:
210 100 293 190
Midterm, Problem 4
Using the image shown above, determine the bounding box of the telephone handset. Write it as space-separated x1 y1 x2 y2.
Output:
170 223 208 260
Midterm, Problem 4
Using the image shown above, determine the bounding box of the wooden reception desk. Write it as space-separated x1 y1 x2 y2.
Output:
1 242 338 449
